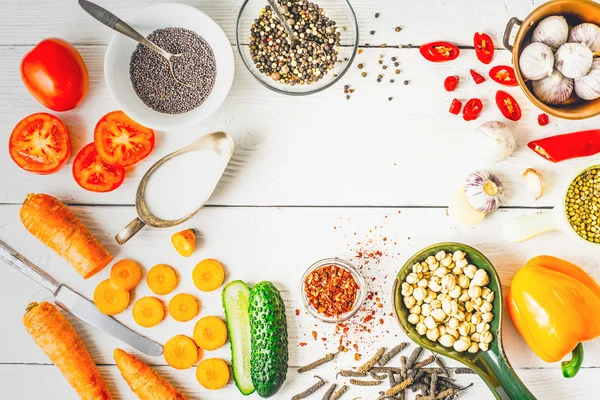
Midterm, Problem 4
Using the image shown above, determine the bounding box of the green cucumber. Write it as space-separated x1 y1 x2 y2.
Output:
222 280 255 395
249 281 288 398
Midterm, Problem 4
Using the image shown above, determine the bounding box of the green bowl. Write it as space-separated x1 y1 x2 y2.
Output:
392 242 536 400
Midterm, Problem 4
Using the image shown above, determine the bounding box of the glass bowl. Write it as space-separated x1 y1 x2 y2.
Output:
300 257 366 323
235 0 359 96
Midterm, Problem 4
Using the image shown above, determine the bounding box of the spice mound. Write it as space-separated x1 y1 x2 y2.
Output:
250 0 340 85
130 27 217 114
566 167 600 243
304 263 360 319
401 250 495 353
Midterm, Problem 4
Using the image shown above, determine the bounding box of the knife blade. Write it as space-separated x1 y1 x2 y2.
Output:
0 239 163 356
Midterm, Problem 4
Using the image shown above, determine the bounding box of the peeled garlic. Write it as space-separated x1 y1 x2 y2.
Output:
464 170 504 213
575 58 600 100
522 168 545 200
532 68 574 104
555 42 593 79
532 15 569 49
519 42 554 80
569 23 600 52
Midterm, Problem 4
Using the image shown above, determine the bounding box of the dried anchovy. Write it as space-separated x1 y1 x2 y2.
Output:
337 370 367 378
370 371 388 380
298 352 337 373
415 388 457 400
292 376 326 400
322 383 337 400
331 384 348 400
430 373 438 400
406 346 423 369
358 347 386 373
435 358 450 377
386 378 414 396
378 343 409 366
413 354 437 369
370 367 403 374
350 379 381 386
454 367 476 374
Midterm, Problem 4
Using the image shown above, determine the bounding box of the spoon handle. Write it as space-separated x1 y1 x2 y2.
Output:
480 345 537 400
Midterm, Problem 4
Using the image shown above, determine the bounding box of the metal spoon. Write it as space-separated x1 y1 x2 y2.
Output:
266 0 298 45
78 0 198 87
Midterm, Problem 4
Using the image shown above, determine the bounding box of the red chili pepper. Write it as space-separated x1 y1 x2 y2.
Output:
419 42 460 62
449 98 462 115
528 130 600 162
538 113 549 126
463 98 483 121
495 90 522 121
470 69 486 84
474 32 494 64
489 65 518 86
444 76 459 91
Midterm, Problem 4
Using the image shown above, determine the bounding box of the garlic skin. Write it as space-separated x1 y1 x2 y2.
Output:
464 171 504 213
568 23 600 52
450 186 486 225
555 42 593 79
575 58 600 100
519 42 554 80
532 15 569 49
522 168 545 200
532 68 574 104
473 121 515 163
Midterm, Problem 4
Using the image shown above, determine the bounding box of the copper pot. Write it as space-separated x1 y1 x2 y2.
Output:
504 0 600 120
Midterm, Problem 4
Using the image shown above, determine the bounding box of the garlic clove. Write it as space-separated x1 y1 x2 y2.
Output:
449 186 486 225
532 15 569 49
473 121 515 164
568 23 600 52
519 42 554 80
522 168 545 200
575 58 600 100
464 171 504 213
555 42 593 79
532 68 574 105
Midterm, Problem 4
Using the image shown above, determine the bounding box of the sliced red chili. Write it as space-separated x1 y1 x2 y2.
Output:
528 130 600 162
538 113 549 126
489 65 518 86
419 42 460 62
463 98 483 121
449 98 462 115
444 76 459 92
470 69 486 84
495 90 522 121
474 32 494 64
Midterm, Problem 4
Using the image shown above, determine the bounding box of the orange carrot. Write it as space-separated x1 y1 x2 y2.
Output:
193 316 228 351
196 358 230 390
168 293 199 322
23 302 113 400
20 193 112 279
192 259 225 292
133 297 165 328
109 259 141 291
114 348 188 400
94 279 130 315
164 335 200 370
147 264 178 295
171 229 196 257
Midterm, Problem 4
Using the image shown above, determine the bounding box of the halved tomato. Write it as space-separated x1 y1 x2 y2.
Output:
9 113 71 174
73 143 125 192
94 111 155 168
489 65 518 86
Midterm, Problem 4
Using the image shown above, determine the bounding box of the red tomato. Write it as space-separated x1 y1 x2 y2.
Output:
463 98 483 121
489 65 518 86
495 90 522 121
9 113 71 174
73 143 125 193
474 32 494 64
470 69 486 84
419 42 460 62
444 76 459 92
94 111 155 168
538 113 549 126
21 38 89 112
449 99 462 115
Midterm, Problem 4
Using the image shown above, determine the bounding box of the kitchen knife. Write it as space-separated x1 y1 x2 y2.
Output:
0 239 163 356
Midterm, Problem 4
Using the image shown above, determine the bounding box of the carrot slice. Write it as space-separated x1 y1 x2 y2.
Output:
169 293 200 322
196 358 230 390
110 259 141 291
132 297 165 328
147 264 177 295
171 229 196 257
193 316 228 351
94 279 130 315
164 335 200 370
192 259 225 292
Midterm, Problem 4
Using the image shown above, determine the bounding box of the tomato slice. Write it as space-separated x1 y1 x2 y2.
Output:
474 32 494 64
73 143 125 192
9 113 71 174
94 111 155 168
538 113 549 126
463 98 483 121
470 69 486 84
449 99 462 115
420 42 460 62
495 90 522 122
444 76 459 92
489 65 518 86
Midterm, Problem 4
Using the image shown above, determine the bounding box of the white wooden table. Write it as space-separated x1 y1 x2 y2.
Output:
1 0 599 399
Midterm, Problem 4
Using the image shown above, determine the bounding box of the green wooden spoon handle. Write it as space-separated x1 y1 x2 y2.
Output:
482 350 537 400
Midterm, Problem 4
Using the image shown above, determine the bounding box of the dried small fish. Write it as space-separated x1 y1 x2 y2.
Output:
337 370 367 378
454 367 475 374
331 384 348 400
322 383 337 400
350 379 381 386
358 347 386 373
370 371 388 380
386 378 414 396
406 346 423 369
292 376 326 400
435 358 450 377
298 352 337 373
413 354 437 369
370 367 403 374
378 342 409 366
430 373 438 400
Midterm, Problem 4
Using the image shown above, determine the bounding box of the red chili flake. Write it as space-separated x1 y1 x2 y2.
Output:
321 337 327 342
470 69 486 84
355 353 362 361
379 318 384 324
444 75 459 91
538 113 549 126
299 342 307 347
312 331 318 340
449 98 462 115
295 309 300 316
363 315 374 323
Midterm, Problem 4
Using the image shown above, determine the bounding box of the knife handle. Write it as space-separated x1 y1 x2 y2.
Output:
0 239 60 294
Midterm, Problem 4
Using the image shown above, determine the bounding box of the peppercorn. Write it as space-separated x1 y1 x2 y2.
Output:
388 97 393 101
394 62 399 67
375 12 380 18
395 26 401 32
361 72 367 77
382 65 388 70
395 69 400 74
378 74 383 79
391 56 397 61
358 63 364 69
404 80 410 85
370 30 375 35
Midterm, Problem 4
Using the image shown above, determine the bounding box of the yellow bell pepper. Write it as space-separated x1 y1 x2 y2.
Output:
507 255 600 377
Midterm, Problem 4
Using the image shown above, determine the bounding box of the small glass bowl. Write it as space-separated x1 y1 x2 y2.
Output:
235 0 359 96
300 257 366 323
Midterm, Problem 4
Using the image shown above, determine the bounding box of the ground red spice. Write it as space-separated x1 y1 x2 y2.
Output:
295 309 300 316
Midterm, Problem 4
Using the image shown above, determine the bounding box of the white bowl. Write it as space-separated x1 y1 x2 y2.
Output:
104 3 234 131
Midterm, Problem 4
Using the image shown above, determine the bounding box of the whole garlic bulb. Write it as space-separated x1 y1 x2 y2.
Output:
473 121 515 163
555 42 593 79
464 171 504 213
575 58 600 100
569 23 600 52
532 15 569 49
519 42 554 80
532 68 574 104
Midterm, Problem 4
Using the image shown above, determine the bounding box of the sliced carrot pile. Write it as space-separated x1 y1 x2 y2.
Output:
164 335 200 370
196 358 230 390
171 229 196 257
133 297 165 328
193 316 228 351
192 259 225 292
147 264 178 295
169 293 199 322
94 279 130 315
110 259 141 291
